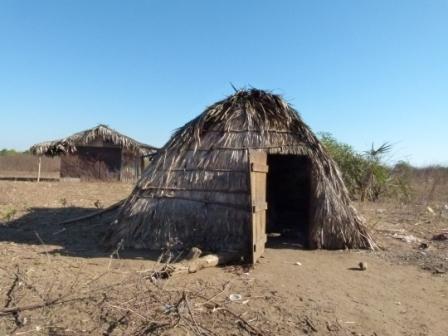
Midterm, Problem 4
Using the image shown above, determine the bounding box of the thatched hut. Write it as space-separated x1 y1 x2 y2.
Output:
105 90 374 262
30 125 157 182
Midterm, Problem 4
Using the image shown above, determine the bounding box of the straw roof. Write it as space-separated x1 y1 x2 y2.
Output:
105 89 374 254
30 124 156 156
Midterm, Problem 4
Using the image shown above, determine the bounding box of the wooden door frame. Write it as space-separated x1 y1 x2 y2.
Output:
248 150 269 264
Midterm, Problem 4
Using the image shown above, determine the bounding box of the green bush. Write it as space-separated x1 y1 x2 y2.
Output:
319 133 365 197
319 133 408 202
0 148 19 156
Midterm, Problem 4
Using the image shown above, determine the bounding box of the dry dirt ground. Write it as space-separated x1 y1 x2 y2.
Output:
0 181 447 336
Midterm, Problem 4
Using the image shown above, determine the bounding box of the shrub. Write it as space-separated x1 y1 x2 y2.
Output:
319 133 407 202
319 133 365 197
0 148 19 156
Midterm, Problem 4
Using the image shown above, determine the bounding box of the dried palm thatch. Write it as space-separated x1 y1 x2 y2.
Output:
30 124 155 156
105 89 374 255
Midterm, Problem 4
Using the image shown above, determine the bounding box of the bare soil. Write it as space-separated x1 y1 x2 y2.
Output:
0 181 447 336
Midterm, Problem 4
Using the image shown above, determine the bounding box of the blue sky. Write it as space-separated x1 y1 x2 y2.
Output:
0 0 447 166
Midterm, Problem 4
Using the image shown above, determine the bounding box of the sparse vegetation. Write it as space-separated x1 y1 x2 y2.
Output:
1 208 17 222
0 149 20 156
319 133 364 197
60 198 68 207
94 199 104 209
320 133 413 202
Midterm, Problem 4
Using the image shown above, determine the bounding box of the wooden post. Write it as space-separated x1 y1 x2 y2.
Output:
140 156 145 178
37 156 42 183
119 149 123 182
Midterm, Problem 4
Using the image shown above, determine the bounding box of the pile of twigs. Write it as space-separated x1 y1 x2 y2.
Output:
1 259 269 335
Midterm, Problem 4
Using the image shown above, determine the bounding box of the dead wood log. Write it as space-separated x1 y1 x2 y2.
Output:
184 252 237 274
158 251 237 277
185 247 202 261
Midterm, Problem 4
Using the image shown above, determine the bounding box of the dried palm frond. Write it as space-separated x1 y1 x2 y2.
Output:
30 124 156 156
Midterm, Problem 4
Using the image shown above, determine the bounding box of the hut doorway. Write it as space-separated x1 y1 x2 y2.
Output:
266 154 311 248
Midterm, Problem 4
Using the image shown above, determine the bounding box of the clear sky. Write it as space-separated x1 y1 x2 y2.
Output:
0 0 447 166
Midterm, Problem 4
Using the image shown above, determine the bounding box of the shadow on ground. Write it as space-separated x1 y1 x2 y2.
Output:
0 206 161 260
1 208 313 262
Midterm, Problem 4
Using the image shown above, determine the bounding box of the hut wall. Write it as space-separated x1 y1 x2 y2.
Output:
120 151 141 182
115 196 251 252
110 148 252 252
61 146 122 181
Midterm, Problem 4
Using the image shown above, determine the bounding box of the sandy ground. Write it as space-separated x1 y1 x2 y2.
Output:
0 181 447 335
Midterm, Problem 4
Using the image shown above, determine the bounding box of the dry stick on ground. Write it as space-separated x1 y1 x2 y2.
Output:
173 291 217 336
105 303 148 321
304 316 318 332
107 279 259 335
102 311 130 336
183 291 201 335
19 272 49 305
0 272 142 318
3 271 24 328
4 273 19 309
33 231 52 265
97 272 244 335
1 268 265 335
1 272 141 320
195 293 266 336
54 199 125 226
0 296 93 317
108 239 124 270
196 281 232 307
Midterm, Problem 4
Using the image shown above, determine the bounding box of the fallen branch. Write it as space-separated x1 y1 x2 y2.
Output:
4 273 19 309
4 272 24 327
54 199 125 226
196 293 266 336
0 296 92 316
183 292 201 335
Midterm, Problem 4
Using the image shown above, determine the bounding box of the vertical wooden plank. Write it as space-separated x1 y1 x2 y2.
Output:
140 156 145 179
119 149 123 182
37 156 42 183
249 150 268 264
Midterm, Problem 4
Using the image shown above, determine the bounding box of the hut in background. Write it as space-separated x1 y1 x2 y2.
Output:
104 89 374 263
31 125 156 182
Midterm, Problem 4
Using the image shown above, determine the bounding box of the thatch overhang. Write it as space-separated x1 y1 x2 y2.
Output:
105 89 375 254
30 124 157 157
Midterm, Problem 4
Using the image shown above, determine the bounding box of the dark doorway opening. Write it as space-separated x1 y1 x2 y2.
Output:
266 155 311 248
